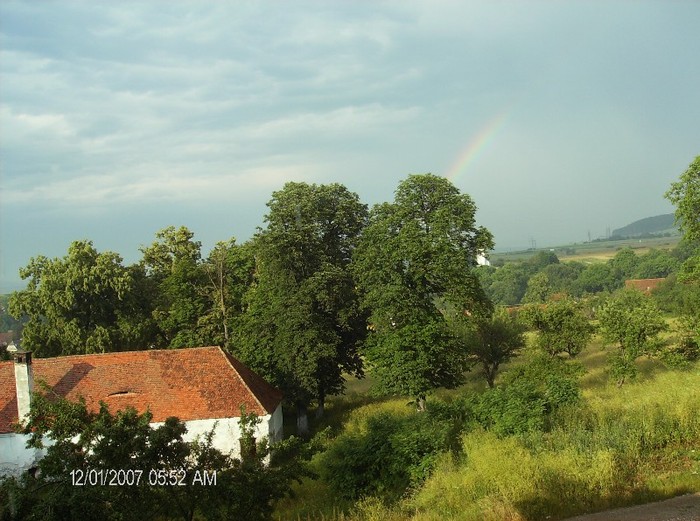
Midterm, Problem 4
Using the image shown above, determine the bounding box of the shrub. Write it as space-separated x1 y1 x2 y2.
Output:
472 354 583 436
320 409 458 501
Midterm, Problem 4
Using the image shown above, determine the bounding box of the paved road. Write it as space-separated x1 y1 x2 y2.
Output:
562 494 700 521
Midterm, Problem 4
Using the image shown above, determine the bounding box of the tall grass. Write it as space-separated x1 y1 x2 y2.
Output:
275 356 700 521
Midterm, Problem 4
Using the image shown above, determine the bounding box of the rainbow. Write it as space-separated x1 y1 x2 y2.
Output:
445 109 510 183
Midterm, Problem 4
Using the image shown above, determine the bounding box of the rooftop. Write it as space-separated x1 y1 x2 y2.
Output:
0 346 282 434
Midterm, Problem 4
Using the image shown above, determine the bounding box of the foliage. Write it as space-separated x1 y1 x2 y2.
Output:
480 262 529 305
665 155 700 242
662 314 700 366
521 272 552 303
1 390 311 521
320 408 459 502
598 289 668 386
609 247 639 280
471 354 583 436
234 182 368 433
574 262 618 295
451 308 525 388
651 273 700 315
666 155 700 282
632 249 680 279
522 297 594 357
8 241 154 356
140 226 208 348
353 174 493 408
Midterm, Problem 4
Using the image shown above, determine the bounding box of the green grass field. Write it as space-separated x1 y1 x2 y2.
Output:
492 235 681 265
273 324 700 521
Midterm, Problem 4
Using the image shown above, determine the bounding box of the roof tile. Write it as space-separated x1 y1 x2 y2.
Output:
0 346 282 434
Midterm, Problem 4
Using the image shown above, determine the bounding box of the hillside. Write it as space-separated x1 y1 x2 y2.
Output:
612 214 676 238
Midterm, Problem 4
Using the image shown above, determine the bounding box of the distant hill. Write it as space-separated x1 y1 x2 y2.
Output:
612 214 677 238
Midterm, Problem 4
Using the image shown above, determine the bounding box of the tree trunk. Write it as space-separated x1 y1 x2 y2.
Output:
315 393 325 420
296 403 310 438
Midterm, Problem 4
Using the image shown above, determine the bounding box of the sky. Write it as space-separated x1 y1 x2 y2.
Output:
1 1 699 292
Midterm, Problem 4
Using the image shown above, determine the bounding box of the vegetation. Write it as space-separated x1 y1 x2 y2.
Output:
233 182 368 436
352 174 493 410
0 390 312 521
521 297 594 358
3 159 700 520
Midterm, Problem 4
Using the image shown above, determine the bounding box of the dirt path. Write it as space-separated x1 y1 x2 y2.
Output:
562 493 700 521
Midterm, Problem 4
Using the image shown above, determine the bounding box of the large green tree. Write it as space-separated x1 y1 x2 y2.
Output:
666 156 700 283
234 182 368 435
522 297 594 358
8 241 153 356
140 226 208 348
353 174 493 409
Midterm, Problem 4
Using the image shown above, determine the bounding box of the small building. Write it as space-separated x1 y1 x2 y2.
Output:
624 278 666 294
0 346 283 476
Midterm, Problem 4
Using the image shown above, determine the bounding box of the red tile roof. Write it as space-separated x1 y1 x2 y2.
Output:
0 346 282 434
624 278 666 294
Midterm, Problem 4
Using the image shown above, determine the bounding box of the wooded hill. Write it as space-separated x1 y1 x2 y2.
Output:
612 213 676 238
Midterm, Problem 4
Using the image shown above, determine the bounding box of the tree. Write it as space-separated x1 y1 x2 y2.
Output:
485 262 529 305
1 389 310 521
574 262 618 295
198 239 255 349
353 174 493 409
632 249 679 279
522 297 594 358
234 183 368 435
597 289 668 386
8 241 152 356
541 261 585 296
140 226 208 348
666 156 700 242
666 156 700 282
609 247 639 280
522 272 553 304
454 308 525 388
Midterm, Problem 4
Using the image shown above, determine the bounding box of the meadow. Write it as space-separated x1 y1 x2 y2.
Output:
492 235 681 265
273 328 700 521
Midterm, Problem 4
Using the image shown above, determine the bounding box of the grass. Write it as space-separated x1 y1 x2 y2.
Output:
492 235 681 264
273 327 700 521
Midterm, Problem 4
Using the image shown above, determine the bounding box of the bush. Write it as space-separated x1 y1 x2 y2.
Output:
320 409 459 501
471 354 583 436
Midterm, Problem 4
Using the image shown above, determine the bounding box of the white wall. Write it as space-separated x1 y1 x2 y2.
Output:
1 409 283 477
0 433 47 477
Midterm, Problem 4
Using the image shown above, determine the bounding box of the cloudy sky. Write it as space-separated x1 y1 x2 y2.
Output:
1 1 699 292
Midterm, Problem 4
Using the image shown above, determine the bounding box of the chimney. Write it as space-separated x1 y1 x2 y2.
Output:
13 349 34 425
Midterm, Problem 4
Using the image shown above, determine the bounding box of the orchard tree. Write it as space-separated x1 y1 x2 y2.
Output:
8 241 153 356
234 183 368 435
598 289 668 386
522 272 553 304
454 307 525 388
523 297 594 358
353 174 493 409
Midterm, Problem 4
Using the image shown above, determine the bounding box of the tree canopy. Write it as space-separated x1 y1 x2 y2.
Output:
353 174 493 408
8 241 152 356
233 182 368 434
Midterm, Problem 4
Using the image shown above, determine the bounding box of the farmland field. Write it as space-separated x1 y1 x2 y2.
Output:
492 235 682 265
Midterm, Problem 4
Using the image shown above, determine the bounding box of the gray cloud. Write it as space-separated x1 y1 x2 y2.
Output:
1 1 699 291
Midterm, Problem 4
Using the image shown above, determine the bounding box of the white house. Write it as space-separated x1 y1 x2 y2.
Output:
0 346 283 477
